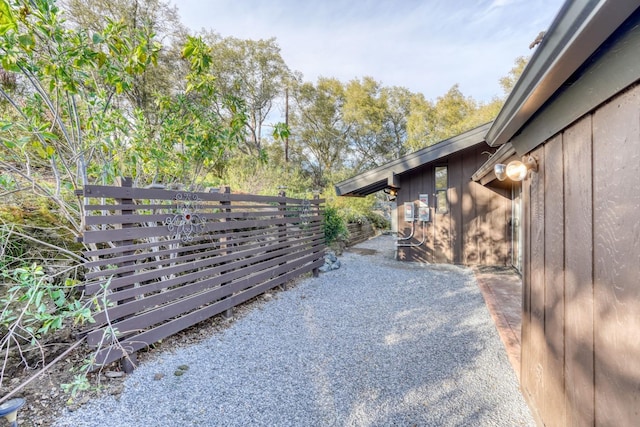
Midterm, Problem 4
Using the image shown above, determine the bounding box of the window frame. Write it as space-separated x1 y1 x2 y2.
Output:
435 165 448 214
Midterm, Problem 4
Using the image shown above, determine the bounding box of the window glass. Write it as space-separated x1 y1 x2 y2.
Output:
435 166 447 190
435 166 448 213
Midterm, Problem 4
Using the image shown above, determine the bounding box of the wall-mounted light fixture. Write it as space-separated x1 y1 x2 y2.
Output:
494 156 538 182
383 187 398 201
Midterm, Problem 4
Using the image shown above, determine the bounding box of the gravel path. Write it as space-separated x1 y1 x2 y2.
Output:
54 235 534 427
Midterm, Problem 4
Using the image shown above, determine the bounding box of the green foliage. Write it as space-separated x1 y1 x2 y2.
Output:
342 210 390 230
290 77 349 189
207 35 292 157
223 143 311 197
500 56 529 96
322 205 347 245
0 263 94 345
0 0 17 36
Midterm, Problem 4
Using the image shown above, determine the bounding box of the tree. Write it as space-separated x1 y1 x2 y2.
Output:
500 55 529 96
61 0 188 122
405 92 434 152
207 36 291 158
290 78 349 189
381 86 415 160
342 77 388 171
0 0 161 229
149 35 248 186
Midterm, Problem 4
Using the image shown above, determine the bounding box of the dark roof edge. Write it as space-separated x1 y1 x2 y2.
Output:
335 121 492 197
486 0 640 147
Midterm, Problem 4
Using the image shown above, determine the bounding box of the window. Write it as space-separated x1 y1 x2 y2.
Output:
435 166 448 214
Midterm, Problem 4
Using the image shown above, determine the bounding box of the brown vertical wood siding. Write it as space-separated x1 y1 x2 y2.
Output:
395 144 511 265
520 83 640 426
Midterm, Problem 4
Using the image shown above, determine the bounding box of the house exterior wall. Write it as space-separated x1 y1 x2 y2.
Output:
520 83 640 426
395 144 512 265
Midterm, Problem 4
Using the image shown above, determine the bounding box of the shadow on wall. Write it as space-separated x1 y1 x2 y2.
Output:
527 262 640 426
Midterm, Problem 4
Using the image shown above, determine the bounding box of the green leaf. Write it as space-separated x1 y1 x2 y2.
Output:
17 33 35 51
40 131 59 141
0 0 17 36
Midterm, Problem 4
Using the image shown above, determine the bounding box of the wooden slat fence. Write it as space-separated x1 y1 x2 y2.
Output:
79 180 325 369
346 222 376 246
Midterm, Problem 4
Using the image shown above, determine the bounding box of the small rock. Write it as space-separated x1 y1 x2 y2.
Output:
177 364 189 371
154 373 164 381
174 370 184 376
105 371 124 379
330 260 341 270
109 385 124 395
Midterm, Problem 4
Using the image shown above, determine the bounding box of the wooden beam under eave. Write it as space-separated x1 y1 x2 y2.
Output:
387 171 400 189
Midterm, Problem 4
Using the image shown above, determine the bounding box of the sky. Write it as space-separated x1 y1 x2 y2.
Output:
171 0 565 104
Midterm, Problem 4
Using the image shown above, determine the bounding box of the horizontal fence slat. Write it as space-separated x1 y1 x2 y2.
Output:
82 223 322 259
87 252 323 346
90 257 325 368
84 208 318 226
83 185 324 205
94 239 325 307
89 244 323 326
82 216 322 244
84 224 321 270
84 225 319 276
85 234 324 294
85 203 324 213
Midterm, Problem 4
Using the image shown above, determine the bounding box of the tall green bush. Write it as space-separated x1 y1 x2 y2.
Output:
322 205 347 245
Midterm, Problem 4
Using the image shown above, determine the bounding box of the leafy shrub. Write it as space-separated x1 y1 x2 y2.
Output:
323 205 348 245
364 211 390 230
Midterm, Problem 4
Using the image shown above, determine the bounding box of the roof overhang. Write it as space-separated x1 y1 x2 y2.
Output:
336 122 492 197
486 0 640 148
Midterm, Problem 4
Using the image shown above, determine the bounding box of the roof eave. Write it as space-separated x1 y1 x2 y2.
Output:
486 0 640 148
335 122 492 197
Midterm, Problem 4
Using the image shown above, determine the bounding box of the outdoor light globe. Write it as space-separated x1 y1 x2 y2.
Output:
506 160 528 181
494 164 507 181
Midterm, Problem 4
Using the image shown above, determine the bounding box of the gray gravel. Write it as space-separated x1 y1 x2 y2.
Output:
54 234 534 427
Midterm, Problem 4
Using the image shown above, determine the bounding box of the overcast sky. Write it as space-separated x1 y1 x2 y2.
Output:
172 0 565 103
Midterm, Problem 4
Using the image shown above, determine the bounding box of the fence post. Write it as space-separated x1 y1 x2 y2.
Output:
313 193 321 278
219 186 233 319
115 177 137 373
277 189 287 290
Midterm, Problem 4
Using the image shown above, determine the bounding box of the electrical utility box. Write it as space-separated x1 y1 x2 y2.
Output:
418 194 430 222
404 202 415 222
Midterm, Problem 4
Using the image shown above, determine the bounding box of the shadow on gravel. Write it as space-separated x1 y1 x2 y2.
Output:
53 234 533 427
315 235 532 426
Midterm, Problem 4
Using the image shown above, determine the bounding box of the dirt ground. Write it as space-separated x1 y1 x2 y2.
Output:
3 284 291 427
